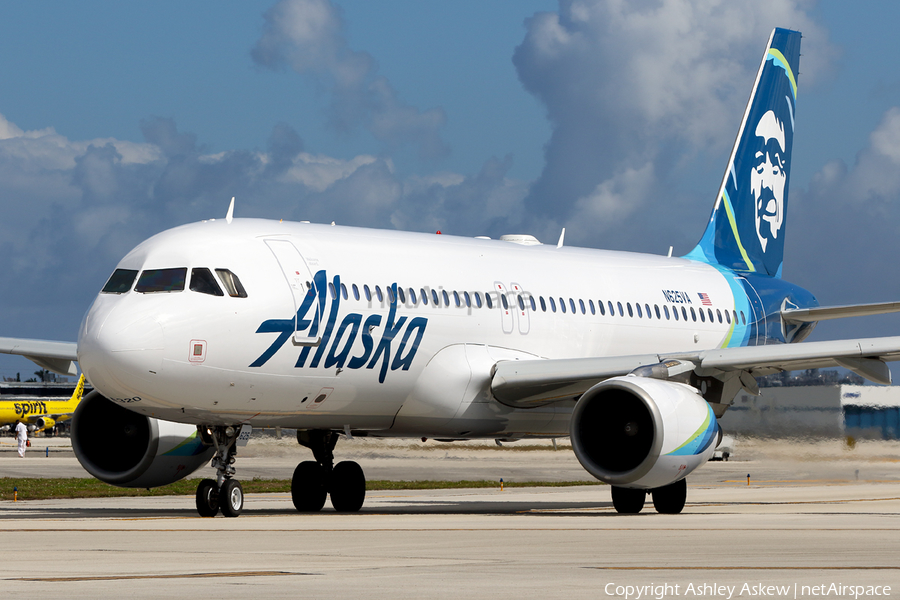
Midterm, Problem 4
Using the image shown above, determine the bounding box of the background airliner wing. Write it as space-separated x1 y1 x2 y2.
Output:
0 337 78 376
491 336 900 407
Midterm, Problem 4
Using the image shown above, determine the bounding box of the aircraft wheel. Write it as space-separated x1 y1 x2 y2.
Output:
330 460 366 513
220 479 244 518
195 478 219 517
292 461 327 512
651 478 686 514
611 486 645 514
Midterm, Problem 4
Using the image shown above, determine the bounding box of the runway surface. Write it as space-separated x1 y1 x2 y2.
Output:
2 437 899 598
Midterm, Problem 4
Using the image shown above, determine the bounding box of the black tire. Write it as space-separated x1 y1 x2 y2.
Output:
330 461 366 513
220 479 244 518
651 478 687 514
195 478 219 517
611 486 645 514
292 461 327 512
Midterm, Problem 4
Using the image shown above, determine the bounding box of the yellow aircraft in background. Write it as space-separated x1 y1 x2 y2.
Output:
0 374 85 433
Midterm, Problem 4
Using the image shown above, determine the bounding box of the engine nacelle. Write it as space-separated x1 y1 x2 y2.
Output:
35 416 56 431
72 391 215 488
570 376 719 489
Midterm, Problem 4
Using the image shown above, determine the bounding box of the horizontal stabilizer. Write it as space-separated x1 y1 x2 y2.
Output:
782 301 900 323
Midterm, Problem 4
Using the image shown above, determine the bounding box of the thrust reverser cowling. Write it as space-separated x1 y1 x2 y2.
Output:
570 376 719 490
72 391 215 488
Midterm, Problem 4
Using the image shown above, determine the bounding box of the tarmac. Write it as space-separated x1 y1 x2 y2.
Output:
1 436 899 598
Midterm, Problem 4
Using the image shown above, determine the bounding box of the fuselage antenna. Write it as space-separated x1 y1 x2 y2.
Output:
226 197 235 224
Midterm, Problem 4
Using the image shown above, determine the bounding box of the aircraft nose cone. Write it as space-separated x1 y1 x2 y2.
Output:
78 299 165 398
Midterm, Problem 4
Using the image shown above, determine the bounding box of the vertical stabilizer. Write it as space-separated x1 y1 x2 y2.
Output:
686 28 801 278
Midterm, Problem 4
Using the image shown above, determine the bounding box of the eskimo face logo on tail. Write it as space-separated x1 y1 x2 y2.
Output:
752 110 786 253
250 271 427 383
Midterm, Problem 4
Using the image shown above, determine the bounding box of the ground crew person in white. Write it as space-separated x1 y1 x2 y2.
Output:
14 419 27 458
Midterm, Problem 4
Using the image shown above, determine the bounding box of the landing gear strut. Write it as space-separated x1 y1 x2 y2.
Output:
292 430 366 512
611 478 687 514
195 425 244 518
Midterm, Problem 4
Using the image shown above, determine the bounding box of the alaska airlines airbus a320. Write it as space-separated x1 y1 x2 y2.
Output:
4 28 900 517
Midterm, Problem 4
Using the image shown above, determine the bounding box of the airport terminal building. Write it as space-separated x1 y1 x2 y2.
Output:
722 384 900 440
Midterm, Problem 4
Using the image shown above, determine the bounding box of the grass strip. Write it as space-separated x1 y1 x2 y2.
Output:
0 478 602 501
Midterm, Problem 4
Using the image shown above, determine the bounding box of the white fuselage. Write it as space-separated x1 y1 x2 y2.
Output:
77 219 747 438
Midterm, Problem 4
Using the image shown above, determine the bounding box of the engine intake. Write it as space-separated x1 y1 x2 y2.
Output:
570 376 718 489
72 391 214 488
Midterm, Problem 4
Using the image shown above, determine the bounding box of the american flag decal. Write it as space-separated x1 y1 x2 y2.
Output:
698 293 712 306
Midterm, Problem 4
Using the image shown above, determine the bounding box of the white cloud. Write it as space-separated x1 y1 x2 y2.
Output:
513 0 834 248
252 0 448 158
282 152 378 191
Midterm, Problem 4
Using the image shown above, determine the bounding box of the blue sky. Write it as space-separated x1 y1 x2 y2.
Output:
2 0 900 380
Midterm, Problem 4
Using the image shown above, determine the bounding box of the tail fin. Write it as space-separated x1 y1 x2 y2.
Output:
686 28 801 278
65 373 86 410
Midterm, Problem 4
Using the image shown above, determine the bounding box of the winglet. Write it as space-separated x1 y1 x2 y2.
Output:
557 228 565 249
226 197 235 224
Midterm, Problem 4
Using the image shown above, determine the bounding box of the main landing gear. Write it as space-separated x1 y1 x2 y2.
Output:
611 478 687 514
195 425 244 518
292 430 366 513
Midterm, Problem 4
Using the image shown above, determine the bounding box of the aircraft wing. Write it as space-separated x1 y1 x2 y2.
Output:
0 337 78 376
491 335 900 407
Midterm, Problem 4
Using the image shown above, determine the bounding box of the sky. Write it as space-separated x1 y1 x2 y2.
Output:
2 0 900 381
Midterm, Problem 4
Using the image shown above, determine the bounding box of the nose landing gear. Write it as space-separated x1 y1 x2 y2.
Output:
292 430 366 512
195 425 244 517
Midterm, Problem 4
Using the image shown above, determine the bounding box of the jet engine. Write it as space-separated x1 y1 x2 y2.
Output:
34 416 56 431
72 391 215 488
570 376 719 489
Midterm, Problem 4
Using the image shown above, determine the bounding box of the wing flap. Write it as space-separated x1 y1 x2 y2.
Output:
490 336 900 407
0 337 79 376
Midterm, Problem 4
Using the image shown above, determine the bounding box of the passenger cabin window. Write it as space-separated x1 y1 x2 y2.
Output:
432 289 440 305
598 300 605 316
409 288 416 305
352 284 360 300
376 286 384 303
475 292 483 308
589 300 595 315
215 269 248 298
135 268 187 293
501 294 509 310
341 283 348 300
464 291 472 308
540 297 547 312
485 293 493 309
364 285 372 301
529 296 536 311
442 290 450 306
420 288 428 305
549 297 557 312
101 269 138 294
190 268 224 296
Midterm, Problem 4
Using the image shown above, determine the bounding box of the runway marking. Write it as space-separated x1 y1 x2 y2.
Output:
5 526 900 533
5 570 310 582
588 566 900 571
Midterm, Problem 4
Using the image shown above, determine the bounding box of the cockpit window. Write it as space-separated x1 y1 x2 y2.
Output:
190 268 224 296
101 269 138 294
135 268 187 293
215 269 248 298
